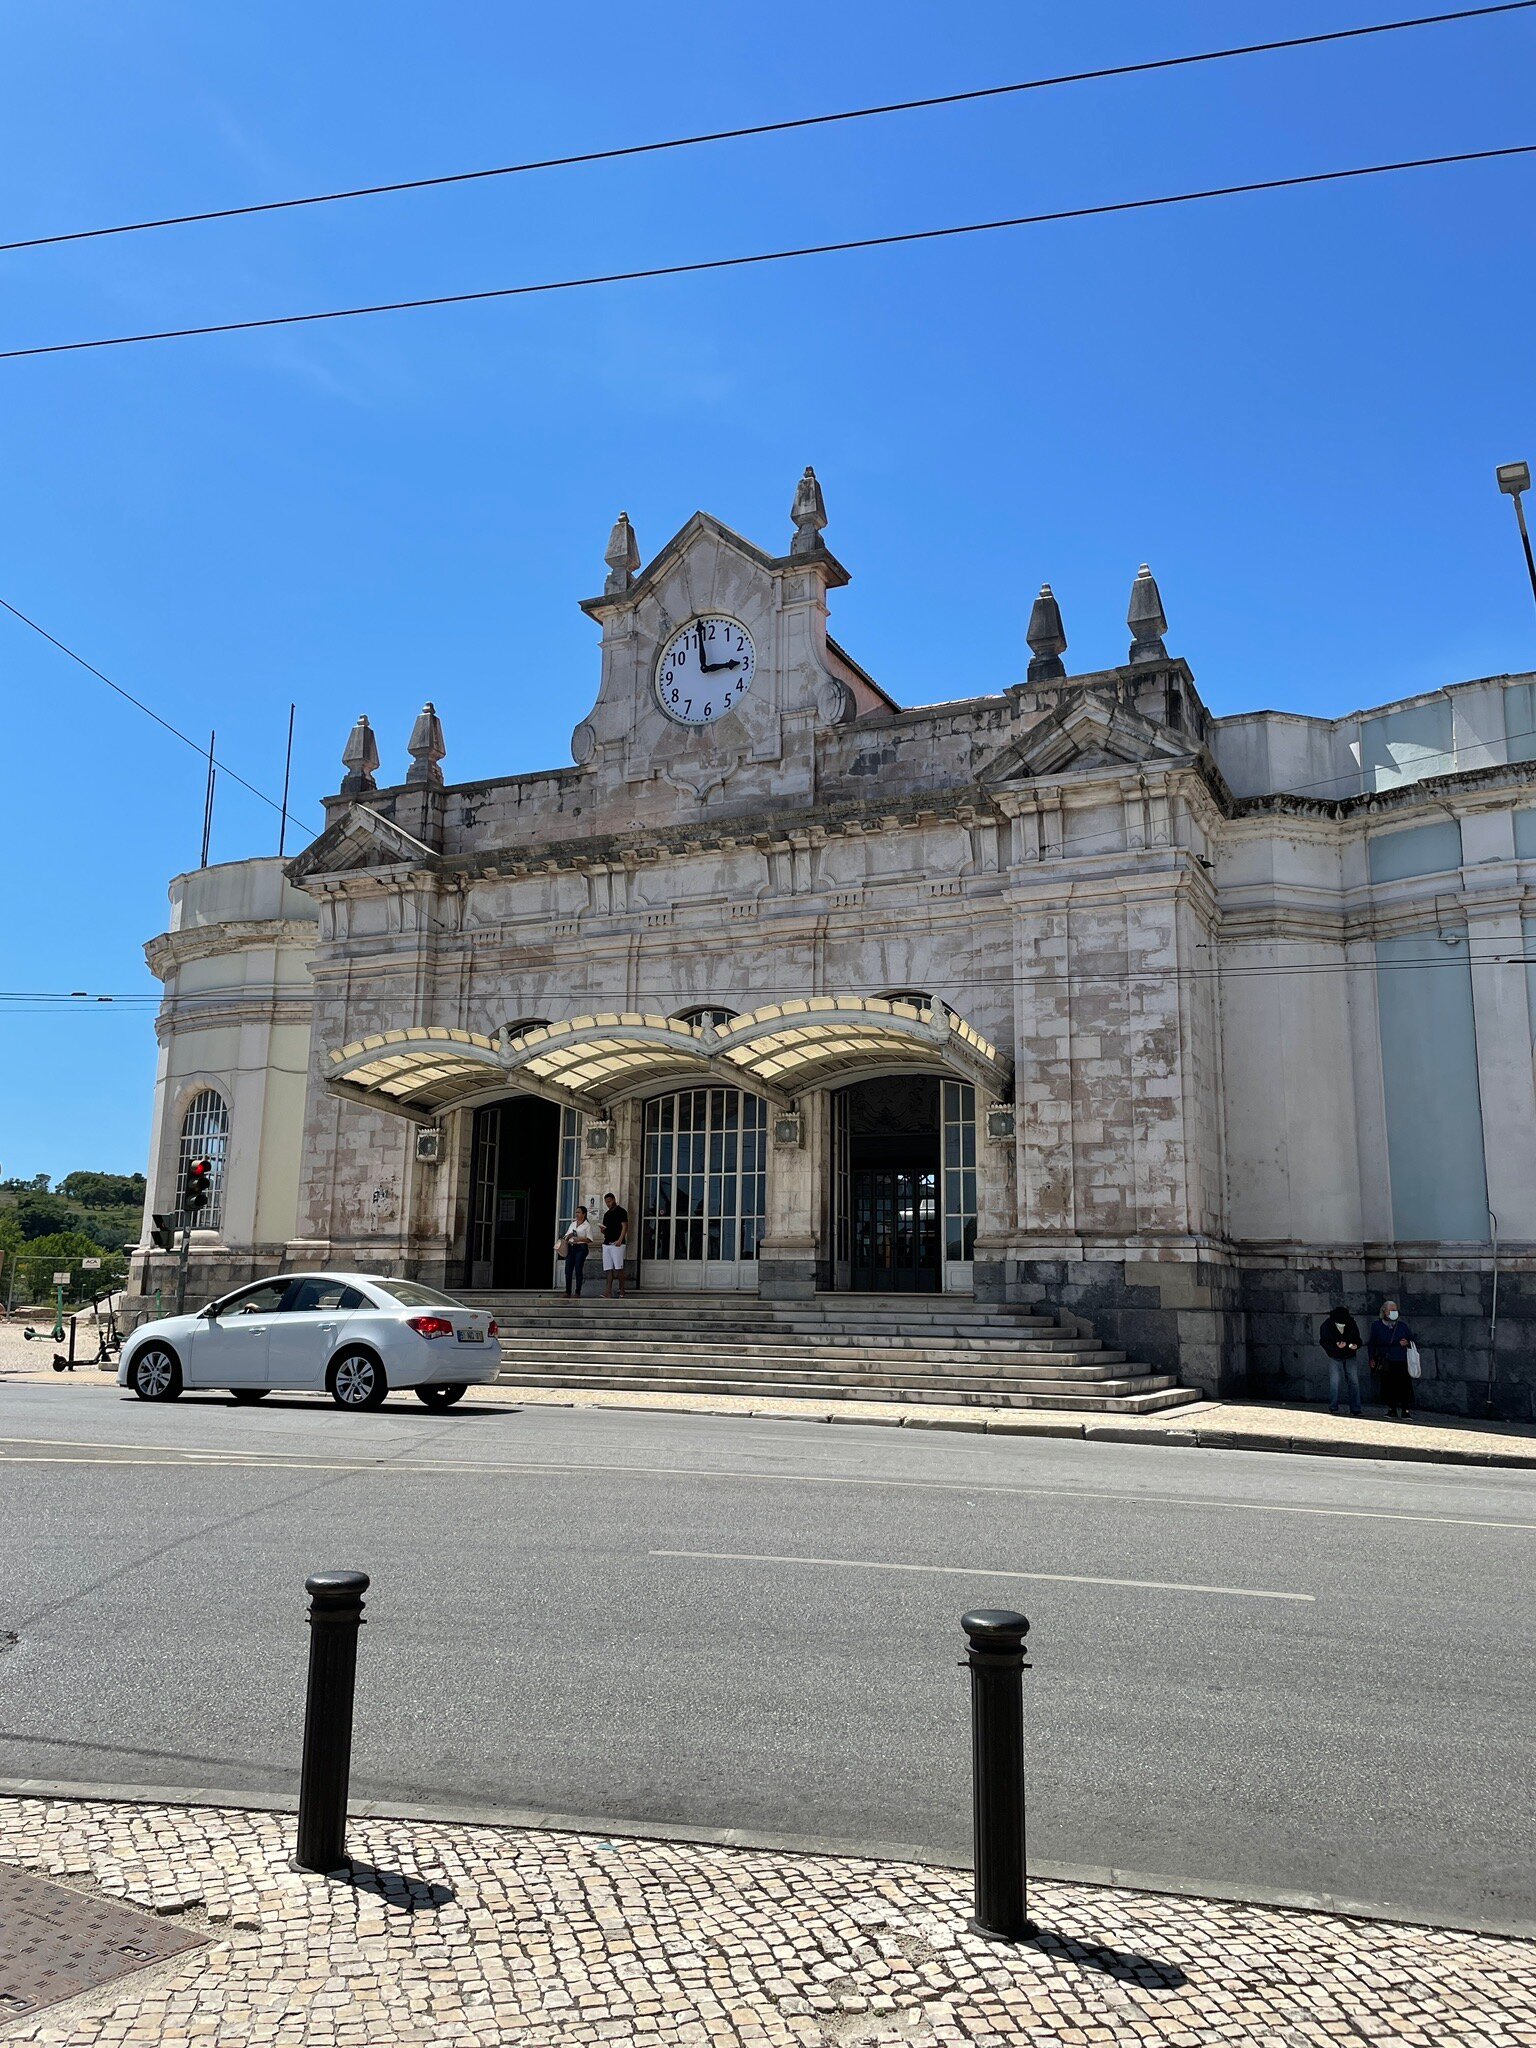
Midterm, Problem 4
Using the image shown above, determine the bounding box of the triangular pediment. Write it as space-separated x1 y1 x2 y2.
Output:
286 804 439 883
980 692 1192 786
580 510 849 618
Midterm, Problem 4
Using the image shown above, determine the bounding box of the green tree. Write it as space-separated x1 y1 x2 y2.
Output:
14 1191 78 1240
58 1171 147 1209
7 1230 126 1306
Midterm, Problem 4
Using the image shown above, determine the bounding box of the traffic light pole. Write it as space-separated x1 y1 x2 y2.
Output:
175 1223 192 1317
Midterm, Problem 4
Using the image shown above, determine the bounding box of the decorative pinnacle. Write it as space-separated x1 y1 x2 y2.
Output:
604 511 641 595
406 701 446 788
339 712 379 797
1127 563 1169 664
790 465 828 557
1025 583 1068 682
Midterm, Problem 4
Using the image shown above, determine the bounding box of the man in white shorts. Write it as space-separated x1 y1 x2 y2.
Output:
601 1191 629 1298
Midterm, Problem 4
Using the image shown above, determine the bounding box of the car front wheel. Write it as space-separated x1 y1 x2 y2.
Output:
414 1383 467 1409
329 1350 388 1409
131 1346 183 1401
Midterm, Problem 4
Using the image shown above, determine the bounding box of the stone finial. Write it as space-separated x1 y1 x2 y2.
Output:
1127 563 1168 664
604 511 640 595
1026 583 1068 682
790 465 827 557
340 712 379 796
406 701 446 788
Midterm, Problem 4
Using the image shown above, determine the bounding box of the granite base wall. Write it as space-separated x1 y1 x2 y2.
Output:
1240 1265 1532 1421
1009 1256 1247 1399
1007 1253 1532 1419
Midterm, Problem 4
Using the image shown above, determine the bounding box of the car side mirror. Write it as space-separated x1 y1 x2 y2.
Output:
198 1302 220 1320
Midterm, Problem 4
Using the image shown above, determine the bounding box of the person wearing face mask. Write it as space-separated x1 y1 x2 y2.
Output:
1368 1296 1417 1418
1317 1304 1363 1416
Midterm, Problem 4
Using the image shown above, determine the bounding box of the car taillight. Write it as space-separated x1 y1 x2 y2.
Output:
407 1314 455 1339
487 1320 498 1337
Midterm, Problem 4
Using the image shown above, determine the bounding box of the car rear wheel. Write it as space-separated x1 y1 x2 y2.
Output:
131 1346 183 1401
329 1349 388 1409
414 1383 467 1409
229 1388 271 1403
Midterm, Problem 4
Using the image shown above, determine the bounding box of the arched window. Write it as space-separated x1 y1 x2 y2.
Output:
880 989 935 1010
177 1088 229 1231
504 1016 551 1044
673 1005 739 1030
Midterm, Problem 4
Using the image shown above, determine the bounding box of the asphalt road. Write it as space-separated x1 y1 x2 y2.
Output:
2 1378 1532 1930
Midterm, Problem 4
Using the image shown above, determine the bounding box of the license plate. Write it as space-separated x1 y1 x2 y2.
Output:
456 1327 485 1343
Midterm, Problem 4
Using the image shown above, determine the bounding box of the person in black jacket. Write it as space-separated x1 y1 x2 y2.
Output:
1368 1297 1418 1418
1318 1305 1363 1416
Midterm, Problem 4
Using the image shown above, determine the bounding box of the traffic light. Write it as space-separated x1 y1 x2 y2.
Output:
184 1158 213 1217
150 1213 178 1252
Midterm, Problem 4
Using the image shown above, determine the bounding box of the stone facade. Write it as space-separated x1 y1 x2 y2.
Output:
133 484 1536 1414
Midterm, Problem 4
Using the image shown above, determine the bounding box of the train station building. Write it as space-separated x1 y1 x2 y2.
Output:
133 474 1536 1415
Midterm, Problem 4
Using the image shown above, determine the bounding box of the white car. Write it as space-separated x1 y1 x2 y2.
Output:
118 1273 500 1410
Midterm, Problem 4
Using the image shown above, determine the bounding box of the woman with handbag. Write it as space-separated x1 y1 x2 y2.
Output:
557 1205 596 1299
1368 1296 1419 1418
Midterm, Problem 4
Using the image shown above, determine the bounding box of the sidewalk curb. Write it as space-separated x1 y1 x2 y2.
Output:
499 1387 1536 1470
2 1776 1530 1945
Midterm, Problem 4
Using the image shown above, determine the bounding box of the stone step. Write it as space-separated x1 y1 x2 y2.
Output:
463 1294 1055 1325
496 1357 1177 1397
482 1314 1065 1340
495 1354 1144 1388
494 1339 1129 1371
490 1324 1114 1350
496 1369 1196 1415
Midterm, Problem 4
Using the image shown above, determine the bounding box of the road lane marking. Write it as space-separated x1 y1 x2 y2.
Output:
653 1548 1315 1602
1 1439 1532 1532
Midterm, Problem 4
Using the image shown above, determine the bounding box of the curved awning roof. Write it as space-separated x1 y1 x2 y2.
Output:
325 998 1010 1123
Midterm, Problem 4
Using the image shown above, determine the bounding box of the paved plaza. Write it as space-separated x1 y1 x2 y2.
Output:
3 1794 1534 2046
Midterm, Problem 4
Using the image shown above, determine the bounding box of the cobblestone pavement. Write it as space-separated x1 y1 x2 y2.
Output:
3 1797 1533 2046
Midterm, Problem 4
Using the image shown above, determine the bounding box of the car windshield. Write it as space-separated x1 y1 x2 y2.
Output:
373 1279 467 1310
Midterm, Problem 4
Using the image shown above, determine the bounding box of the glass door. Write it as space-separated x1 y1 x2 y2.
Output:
641 1088 767 1291
850 1167 940 1292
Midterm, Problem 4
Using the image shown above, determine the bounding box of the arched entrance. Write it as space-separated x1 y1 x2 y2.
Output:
463 1094 561 1289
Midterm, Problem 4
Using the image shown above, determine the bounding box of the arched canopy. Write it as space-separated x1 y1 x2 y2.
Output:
324 998 1010 1124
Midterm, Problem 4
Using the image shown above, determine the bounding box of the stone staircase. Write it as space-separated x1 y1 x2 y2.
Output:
461 1291 1200 1415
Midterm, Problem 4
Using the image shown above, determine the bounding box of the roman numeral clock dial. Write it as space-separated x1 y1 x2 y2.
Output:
654 616 757 726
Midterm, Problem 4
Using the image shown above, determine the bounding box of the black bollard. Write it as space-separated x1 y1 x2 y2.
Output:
295 1570 369 1872
960 1608 1035 1941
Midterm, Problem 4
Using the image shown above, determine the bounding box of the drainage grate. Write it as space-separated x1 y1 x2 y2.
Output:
0 1863 207 2022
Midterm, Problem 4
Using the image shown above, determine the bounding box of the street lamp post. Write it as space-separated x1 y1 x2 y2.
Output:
1496 461 1536 612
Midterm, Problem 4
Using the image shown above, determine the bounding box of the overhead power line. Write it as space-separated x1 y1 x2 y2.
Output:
0 594 318 831
3 3 1530 259
3 944 1530 1018
3 143 1532 364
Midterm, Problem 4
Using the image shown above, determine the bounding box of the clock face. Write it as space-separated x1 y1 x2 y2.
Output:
654 616 757 726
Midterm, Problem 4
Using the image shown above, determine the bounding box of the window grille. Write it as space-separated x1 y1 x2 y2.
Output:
176 1088 229 1232
556 1106 585 1235
641 1089 766 1262
941 1080 978 1263
673 1005 739 1030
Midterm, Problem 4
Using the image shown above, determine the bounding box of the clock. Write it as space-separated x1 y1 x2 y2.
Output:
654 616 757 726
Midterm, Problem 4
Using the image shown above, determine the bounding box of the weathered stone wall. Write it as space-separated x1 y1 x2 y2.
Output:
1240 1260 1532 1421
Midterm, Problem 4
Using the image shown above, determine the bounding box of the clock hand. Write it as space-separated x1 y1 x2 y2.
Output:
696 623 716 673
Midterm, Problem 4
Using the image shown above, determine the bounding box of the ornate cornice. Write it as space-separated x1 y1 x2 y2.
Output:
144 918 318 983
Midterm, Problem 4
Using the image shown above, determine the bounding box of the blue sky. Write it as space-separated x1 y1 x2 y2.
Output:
2 0 1534 1181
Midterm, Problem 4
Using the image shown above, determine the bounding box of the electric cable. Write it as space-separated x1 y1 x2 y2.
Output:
4 937 1532 1020
4 144 1532 363
0 593 320 833
4 3 1528 259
